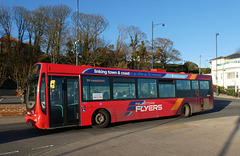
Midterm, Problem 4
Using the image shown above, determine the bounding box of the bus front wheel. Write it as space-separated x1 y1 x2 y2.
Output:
92 109 110 128
181 104 191 118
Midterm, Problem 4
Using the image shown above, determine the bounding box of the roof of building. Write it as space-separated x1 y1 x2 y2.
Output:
0 36 18 42
210 52 240 60
226 53 240 59
0 36 30 45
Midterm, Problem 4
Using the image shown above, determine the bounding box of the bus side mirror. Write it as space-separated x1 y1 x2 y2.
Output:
50 80 56 89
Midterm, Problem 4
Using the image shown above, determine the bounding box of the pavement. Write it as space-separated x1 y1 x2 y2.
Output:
214 93 240 99
0 116 25 125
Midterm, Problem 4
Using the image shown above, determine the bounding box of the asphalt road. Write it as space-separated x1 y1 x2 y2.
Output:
0 96 22 104
0 97 240 156
0 89 22 104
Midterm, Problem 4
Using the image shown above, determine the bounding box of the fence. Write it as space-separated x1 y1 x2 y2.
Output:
0 104 26 117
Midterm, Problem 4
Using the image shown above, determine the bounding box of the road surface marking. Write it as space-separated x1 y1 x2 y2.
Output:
0 151 19 155
32 145 54 150
0 98 3 102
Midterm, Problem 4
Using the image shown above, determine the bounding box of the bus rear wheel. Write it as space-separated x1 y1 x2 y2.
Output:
181 104 191 118
92 109 110 128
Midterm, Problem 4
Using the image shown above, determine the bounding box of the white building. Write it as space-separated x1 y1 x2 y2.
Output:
210 53 240 92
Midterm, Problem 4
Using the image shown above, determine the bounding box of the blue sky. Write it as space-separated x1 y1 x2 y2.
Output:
2 0 240 68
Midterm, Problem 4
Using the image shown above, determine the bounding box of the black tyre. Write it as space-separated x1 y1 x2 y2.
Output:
181 104 191 118
92 109 110 128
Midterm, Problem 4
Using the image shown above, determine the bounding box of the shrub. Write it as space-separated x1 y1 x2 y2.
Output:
213 85 238 96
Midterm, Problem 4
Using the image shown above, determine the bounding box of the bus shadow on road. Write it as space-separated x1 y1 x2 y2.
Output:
0 124 89 145
194 99 232 116
0 116 180 145
0 127 47 144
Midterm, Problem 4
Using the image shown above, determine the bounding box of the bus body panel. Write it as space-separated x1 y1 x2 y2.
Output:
80 97 214 127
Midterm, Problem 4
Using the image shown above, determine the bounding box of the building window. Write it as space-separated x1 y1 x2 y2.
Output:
227 72 235 79
227 86 235 89
11 42 16 47
1 42 5 47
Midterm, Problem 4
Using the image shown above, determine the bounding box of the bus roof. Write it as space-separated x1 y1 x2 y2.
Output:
36 63 212 80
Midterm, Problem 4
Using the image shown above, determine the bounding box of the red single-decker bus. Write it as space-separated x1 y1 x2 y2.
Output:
25 63 214 129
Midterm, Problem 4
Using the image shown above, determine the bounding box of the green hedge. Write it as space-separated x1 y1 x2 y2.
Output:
213 85 238 96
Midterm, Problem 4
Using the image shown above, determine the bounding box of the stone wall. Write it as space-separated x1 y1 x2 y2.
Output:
0 104 26 117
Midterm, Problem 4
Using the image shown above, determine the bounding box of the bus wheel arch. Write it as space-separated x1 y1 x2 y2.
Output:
92 109 111 128
181 103 191 118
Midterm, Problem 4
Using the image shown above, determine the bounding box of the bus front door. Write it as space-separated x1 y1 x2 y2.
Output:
49 76 80 128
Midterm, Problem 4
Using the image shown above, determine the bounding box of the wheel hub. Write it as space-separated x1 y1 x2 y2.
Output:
96 113 105 124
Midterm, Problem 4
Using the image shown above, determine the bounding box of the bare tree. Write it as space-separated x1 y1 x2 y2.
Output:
13 6 28 53
127 25 146 51
25 10 34 46
40 4 71 63
125 25 146 69
0 6 12 52
11 57 30 92
32 8 44 54
153 38 181 69
64 28 76 65
73 13 109 52
0 6 12 87
116 25 127 53
0 57 8 87
137 41 150 70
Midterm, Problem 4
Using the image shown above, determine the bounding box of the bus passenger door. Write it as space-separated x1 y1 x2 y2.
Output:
49 76 80 128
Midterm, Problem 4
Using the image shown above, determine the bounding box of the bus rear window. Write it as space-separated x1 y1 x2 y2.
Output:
200 81 209 90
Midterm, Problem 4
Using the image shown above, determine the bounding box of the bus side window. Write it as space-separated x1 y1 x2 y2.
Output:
138 78 157 99
176 80 191 90
82 76 110 101
191 80 199 90
158 80 175 98
176 80 191 98
113 77 136 100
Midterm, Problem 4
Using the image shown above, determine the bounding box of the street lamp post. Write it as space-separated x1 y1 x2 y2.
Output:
199 55 201 74
76 0 79 65
216 33 219 96
152 21 165 69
